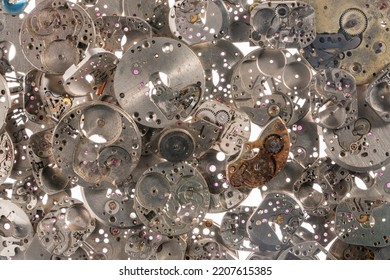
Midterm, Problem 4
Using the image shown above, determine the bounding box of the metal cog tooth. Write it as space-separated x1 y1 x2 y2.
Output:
339 8 368 37
195 108 217 123
215 110 230 125
275 4 289 18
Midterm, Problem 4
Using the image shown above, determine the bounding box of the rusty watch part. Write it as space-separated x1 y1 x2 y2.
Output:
227 117 290 188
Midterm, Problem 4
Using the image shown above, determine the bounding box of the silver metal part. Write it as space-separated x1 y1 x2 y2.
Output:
190 40 243 102
365 64 390 122
0 41 13 75
83 221 129 260
158 128 196 162
77 0 122 20
24 234 58 260
277 241 335 260
169 0 230 45
24 70 91 125
148 1 172 37
328 238 376 260
125 226 186 260
231 48 312 126
373 163 390 197
0 131 13 184
246 250 279 260
195 100 250 156
24 69 52 125
186 220 237 260
0 74 10 130
220 206 259 251
63 48 118 97
0 199 34 257
224 1 250 43
241 93 293 127
196 149 251 213
123 0 158 20
95 16 153 53
114 37 205 128
148 119 221 162
37 197 95 256
247 192 304 251
335 198 390 248
52 101 142 189
262 160 305 196
293 157 352 216
0 13 32 74
81 177 142 228
310 68 358 129
250 1 316 49
11 175 45 229
294 214 337 247
323 85 390 172
375 246 390 260
27 128 71 194
134 161 210 236
20 0 96 74
289 113 320 167
6 95 44 180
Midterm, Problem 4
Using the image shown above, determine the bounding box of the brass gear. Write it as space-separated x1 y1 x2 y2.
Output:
339 8 368 36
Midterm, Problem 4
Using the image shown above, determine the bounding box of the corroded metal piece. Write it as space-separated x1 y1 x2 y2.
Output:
227 117 290 188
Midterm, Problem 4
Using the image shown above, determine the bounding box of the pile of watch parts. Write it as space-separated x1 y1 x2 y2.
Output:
0 0 389 260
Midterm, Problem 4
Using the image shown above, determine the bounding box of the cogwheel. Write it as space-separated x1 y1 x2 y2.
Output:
215 110 231 125
195 108 217 123
275 4 289 18
339 8 368 37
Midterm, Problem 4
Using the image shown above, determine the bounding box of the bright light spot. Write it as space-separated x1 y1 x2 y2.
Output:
354 176 368 190
114 51 123 59
249 122 262 142
87 134 107 144
313 183 323 193
216 152 226 161
85 74 94 83
211 69 220 86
